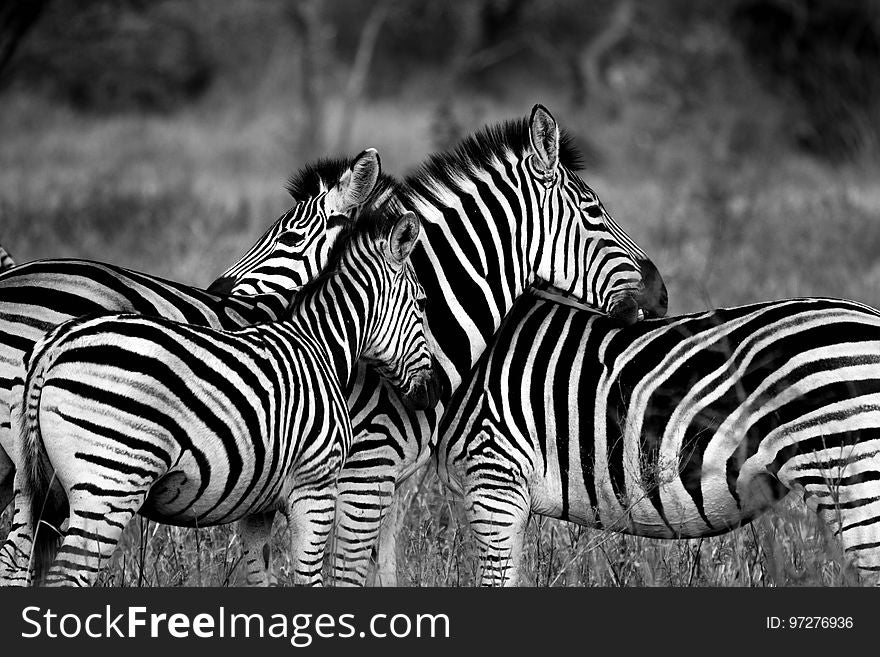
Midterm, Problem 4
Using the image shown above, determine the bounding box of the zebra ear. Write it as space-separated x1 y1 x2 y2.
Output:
327 148 381 215
387 212 421 264
529 104 559 173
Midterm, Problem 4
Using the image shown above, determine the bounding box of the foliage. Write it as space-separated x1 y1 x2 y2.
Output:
2 0 878 159
732 0 880 160
4 0 213 112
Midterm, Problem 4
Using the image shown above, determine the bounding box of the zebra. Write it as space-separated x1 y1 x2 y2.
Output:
0 149 387 521
437 290 880 585
328 105 669 585
3 207 438 587
0 245 14 272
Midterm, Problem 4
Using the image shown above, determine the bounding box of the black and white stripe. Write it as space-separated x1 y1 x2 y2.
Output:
329 105 669 585
439 292 880 585
0 208 437 587
0 151 388 523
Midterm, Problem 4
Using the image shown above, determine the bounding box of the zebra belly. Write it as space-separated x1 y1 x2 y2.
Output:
552 468 786 539
141 466 282 527
39 364 284 528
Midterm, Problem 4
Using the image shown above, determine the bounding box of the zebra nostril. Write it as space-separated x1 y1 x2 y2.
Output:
637 257 669 318
608 295 639 326
406 384 430 411
402 369 443 411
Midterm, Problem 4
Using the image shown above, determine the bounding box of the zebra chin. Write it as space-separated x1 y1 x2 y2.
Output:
606 292 641 326
401 369 442 411
606 265 668 325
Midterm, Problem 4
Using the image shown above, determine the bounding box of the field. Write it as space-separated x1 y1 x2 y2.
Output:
1 80 879 586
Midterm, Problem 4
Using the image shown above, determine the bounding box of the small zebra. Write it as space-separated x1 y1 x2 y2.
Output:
0 150 387 520
0 245 14 272
4 207 438 587
329 105 669 585
438 291 880 585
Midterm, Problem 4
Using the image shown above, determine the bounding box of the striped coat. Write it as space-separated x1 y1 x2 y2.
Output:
3 210 437 587
0 151 388 519
439 292 880 585
328 105 669 585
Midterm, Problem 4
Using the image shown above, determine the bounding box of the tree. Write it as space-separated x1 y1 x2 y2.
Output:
0 0 51 87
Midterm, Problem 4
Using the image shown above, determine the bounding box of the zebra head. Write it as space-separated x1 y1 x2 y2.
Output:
208 148 386 298
526 104 668 323
350 210 439 411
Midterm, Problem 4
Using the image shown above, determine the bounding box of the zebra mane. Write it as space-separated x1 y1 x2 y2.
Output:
285 155 398 204
403 117 584 204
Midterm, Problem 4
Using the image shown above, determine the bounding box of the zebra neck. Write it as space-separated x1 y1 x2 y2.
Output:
407 179 529 391
247 291 291 320
285 281 367 388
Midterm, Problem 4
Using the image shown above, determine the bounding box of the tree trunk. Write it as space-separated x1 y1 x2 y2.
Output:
579 0 633 115
332 0 393 152
289 0 332 159
430 2 485 150
0 0 51 87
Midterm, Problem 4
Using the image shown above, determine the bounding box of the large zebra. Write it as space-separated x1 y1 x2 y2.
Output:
0 246 14 272
329 105 669 585
0 149 387 521
438 291 880 585
4 207 438 587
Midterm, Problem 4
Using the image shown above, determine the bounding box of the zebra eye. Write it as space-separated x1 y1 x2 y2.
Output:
417 298 427 312
278 231 305 247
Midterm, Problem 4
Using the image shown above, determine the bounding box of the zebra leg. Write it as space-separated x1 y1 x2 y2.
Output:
466 477 530 587
330 478 396 586
374 486 405 586
239 511 277 586
778 440 880 586
287 485 338 586
837 511 880 586
817 471 880 585
0 470 36 586
374 472 425 586
0 450 13 514
44 489 144 587
459 422 532 587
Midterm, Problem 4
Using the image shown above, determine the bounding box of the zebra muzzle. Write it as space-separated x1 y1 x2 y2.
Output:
404 368 442 411
607 293 640 326
636 257 669 318
207 276 235 295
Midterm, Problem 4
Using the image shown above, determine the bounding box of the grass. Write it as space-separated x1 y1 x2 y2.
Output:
1 87 879 586
43 475 851 587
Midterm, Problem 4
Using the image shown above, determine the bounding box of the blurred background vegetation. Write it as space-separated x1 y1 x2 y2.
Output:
1 0 879 585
